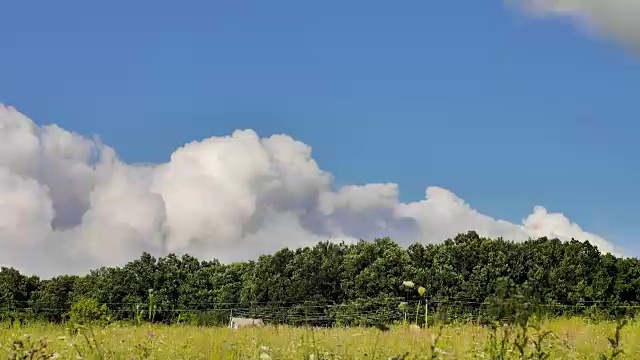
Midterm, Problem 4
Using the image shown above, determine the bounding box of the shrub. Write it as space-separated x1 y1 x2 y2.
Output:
68 297 110 325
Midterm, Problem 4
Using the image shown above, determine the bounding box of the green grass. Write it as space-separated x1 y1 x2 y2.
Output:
0 318 638 359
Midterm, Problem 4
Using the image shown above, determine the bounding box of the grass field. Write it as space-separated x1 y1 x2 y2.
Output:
0 318 638 359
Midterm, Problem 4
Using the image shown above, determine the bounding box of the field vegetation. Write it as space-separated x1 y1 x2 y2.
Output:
0 317 637 359
2 231 640 358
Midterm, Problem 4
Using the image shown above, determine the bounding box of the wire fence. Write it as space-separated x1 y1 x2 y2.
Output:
2 297 639 327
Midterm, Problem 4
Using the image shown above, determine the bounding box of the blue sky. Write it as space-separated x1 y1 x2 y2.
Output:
1 0 639 254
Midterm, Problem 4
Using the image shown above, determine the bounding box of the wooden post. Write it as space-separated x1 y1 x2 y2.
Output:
424 299 429 328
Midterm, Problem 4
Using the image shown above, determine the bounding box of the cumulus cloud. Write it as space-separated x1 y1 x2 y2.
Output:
0 105 618 277
519 0 640 49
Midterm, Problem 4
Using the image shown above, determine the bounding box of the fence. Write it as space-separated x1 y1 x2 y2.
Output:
2 298 639 327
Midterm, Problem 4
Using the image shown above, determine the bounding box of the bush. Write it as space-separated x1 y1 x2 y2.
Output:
68 297 110 325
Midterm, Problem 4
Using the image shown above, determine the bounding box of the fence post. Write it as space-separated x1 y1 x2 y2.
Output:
424 299 429 328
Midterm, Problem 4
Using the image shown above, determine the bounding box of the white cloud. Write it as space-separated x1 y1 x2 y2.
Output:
520 0 640 49
0 105 619 277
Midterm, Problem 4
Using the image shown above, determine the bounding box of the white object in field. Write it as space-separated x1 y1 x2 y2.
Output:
229 317 265 329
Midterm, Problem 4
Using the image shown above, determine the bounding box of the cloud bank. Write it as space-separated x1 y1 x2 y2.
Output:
0 105 617 277
521 0 640 49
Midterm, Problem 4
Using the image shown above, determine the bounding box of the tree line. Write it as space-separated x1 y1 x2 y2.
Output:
1 231 639 326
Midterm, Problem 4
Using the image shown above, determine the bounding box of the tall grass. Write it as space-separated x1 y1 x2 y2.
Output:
0 317 637 359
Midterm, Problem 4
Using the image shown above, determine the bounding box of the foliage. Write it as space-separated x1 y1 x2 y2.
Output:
0 318 638 359
64 323 107 359
1 232 640 326
6 335 58 360
599 319 627 360
68 298 109 325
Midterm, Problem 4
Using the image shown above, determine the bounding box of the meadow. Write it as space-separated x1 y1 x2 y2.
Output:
1 317 638 359
3 236 640 359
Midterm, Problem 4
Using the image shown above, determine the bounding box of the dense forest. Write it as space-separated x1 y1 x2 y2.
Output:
1 231 639 326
